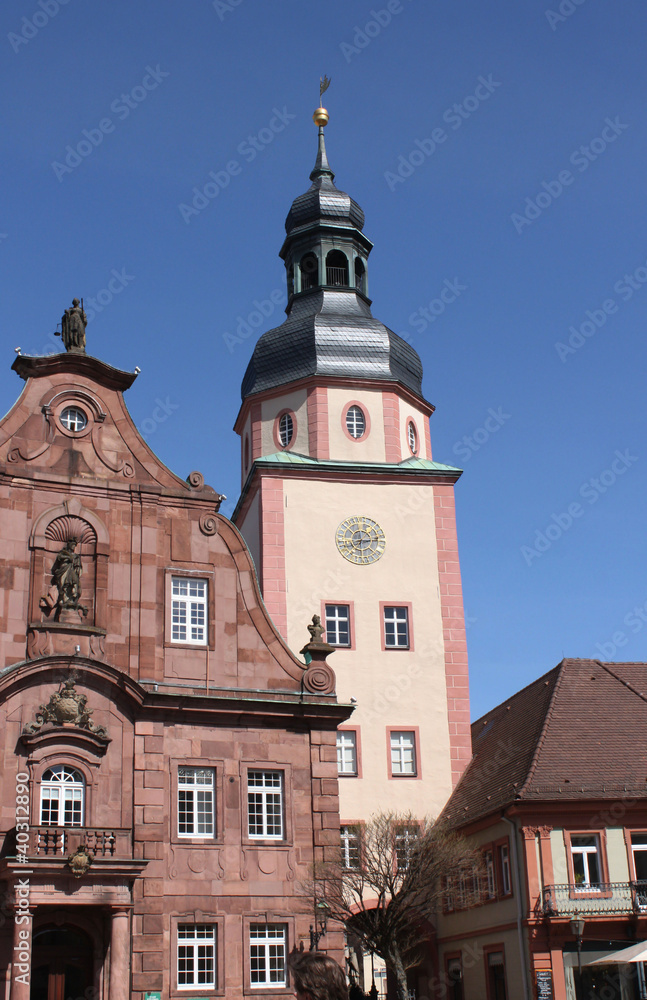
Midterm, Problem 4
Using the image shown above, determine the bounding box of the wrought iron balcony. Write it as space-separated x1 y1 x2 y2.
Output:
28 826 132 858
542 882 647 917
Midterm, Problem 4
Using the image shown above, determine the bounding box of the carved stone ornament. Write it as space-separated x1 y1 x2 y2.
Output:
22 673 108 739
67 846 93 878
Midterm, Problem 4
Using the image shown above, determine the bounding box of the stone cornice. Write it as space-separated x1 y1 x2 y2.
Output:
12 352 138 392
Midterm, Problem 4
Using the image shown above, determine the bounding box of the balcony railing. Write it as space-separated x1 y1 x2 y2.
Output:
325 267 348 287
27 827 132 858
542 882 647 917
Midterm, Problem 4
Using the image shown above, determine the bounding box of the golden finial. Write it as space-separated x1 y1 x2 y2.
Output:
313 75 331 127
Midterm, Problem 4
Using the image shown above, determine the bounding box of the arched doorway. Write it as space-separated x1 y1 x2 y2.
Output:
30 926 94 1000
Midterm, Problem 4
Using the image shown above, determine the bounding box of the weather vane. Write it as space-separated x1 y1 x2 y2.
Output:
314 76 331 128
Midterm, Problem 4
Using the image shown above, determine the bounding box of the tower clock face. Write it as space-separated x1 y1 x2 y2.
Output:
335 516 386 565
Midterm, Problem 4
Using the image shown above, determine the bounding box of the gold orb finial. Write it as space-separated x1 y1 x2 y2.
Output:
313 106 329 127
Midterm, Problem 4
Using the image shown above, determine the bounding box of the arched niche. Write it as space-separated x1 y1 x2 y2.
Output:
29 499 109 630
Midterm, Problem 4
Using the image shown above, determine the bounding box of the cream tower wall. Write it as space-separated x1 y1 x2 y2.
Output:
282 475 454 817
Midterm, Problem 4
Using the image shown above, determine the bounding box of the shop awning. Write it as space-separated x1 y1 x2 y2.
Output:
588 942 647 965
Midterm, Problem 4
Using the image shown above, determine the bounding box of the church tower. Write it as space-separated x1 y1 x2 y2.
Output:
233 100 471 822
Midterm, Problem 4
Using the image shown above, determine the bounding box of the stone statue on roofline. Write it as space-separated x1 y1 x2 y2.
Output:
57 298 87 353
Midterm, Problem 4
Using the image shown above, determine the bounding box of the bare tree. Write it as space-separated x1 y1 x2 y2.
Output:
304 812 484 1000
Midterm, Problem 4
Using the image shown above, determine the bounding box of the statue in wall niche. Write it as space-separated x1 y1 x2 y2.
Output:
57 298 87 353
51 538 88 617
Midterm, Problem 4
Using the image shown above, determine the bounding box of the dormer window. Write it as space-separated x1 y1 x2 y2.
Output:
300 253 318 291
326 250 349 287
354 258 366 294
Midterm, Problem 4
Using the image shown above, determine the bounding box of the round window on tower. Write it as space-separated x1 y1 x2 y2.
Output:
59 406 88 432
274 410 296 450
344 404 368 441
407 420 418 455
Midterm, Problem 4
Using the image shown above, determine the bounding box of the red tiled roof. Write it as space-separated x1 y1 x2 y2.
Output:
441 659 647 828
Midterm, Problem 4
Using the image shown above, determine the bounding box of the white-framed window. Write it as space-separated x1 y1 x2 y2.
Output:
336 731 358 776
172 577 207 645
40 766 84 826
499 844 511 896
345 405 366 439
325 604 351 646
249 924 286 987
571 835 601 888
59 406 88 431
247 770 283 839
178 767 214 838
340 825 360 869
390 731 416 776
177 924 216 989
395 826 418 871
407 420 418 454
278 412 293 448
384 606 410 648
632 833 647 881
485 850 496 899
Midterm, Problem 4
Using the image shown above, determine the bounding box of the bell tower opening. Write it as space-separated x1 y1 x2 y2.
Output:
325 249 348 287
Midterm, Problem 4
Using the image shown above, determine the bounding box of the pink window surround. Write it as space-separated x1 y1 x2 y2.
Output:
337 726 363 779
272 409 298 452
383 392 400 463
307 386 330 459
386 726 422 780
258 478 287 639
379 601 414 652
342 400 371 442
320 599 356 651
424 415 432 460
434 485 471 787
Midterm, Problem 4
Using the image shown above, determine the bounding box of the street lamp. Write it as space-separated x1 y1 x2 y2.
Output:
310 900 330 951
570 916 585 997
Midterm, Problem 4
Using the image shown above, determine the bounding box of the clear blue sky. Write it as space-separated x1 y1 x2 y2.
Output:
3 0 646 719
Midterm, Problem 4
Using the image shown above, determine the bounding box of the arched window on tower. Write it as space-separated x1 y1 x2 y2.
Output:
326 250 349 287
300 253 318 291
354 258 366 295
287 265 294 298
40 766 84 826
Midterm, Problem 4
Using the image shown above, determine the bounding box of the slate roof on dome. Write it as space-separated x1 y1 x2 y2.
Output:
242 122 424 401
241 291 423 398
285 125 365 234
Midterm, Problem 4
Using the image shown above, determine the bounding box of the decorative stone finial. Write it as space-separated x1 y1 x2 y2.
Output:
299 615 336 694
56 298 87 354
